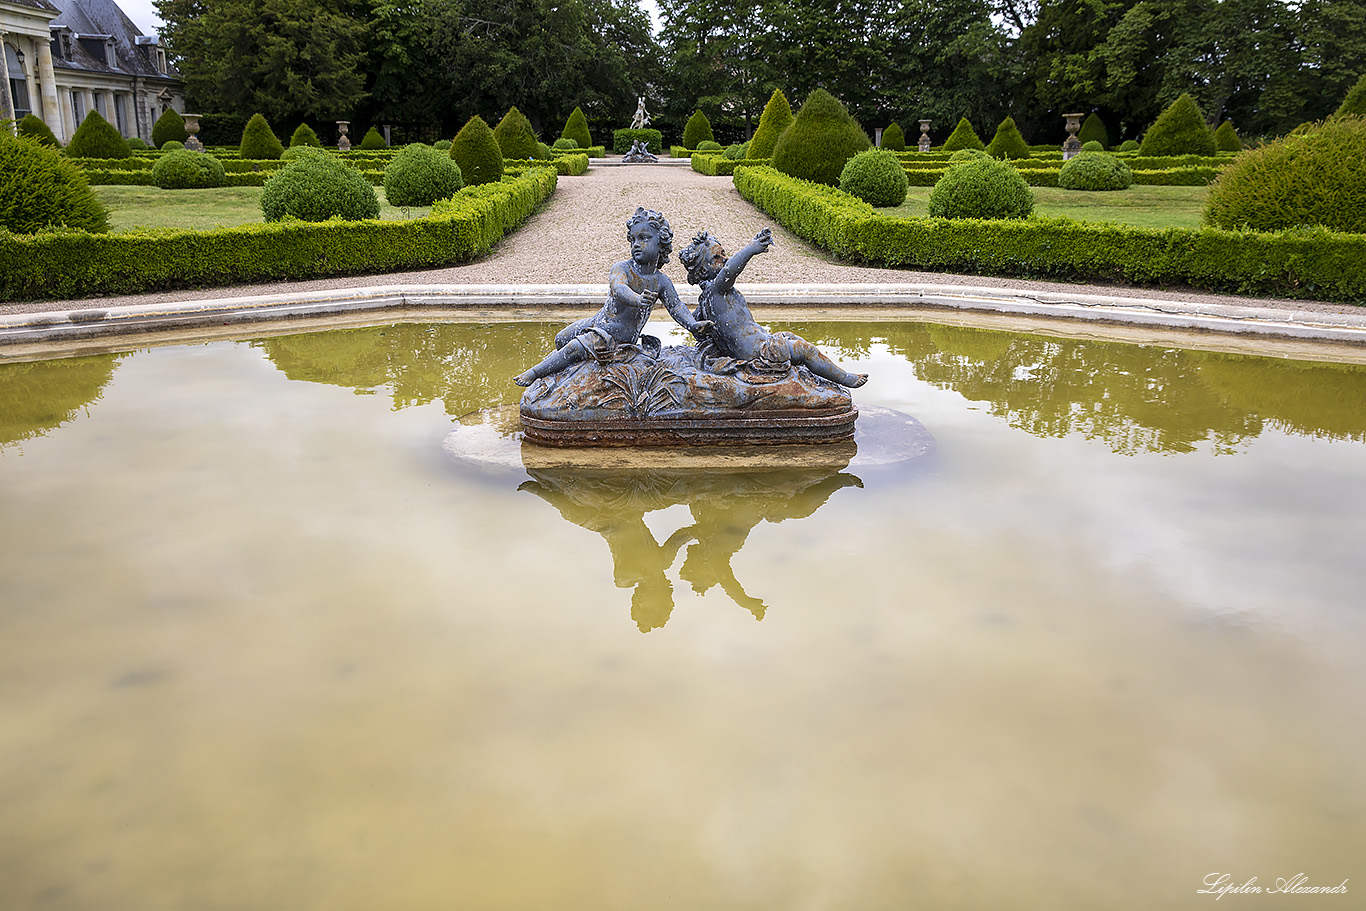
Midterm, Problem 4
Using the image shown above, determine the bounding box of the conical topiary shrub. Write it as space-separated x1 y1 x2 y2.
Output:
881 122 906 151
682 109 715 149
1139 93 1216 156
1077 113 1110 150
748 88 794 160
0 132 109 233
493 107 539 159
240 113 285 160
771 88 872 186
941 117 985 152
151 108 188 148
67 109 131 159
1213 121 1242 151
450 115 504 186
290 123 322 148
360 126 387 149
1334 74 1366 118
17 113 60 148
562 106 593 149
985 116 1030 159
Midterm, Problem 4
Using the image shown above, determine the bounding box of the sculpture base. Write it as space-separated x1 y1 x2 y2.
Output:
519 405 857 447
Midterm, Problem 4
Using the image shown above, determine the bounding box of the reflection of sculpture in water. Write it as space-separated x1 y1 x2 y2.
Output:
518 467 862 631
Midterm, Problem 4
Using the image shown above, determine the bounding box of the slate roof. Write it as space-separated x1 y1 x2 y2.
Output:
6 0 61 14
46 0 179 80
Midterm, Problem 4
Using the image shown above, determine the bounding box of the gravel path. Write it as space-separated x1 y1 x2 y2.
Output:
3 163 1361 317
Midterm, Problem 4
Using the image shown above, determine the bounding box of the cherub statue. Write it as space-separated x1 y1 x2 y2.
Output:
515 208 712 387
678 228 868 388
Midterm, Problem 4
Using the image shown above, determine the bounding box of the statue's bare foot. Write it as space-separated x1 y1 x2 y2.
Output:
514 371 537 387
850 374 869 388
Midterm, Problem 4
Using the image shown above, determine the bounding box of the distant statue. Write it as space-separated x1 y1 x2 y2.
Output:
515 208 710 387
630 96 650 129
679 228 868 388
622 139 658 163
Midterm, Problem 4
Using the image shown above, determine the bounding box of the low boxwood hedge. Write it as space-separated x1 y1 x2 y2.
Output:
901 164 1221 187
732 165 1366 303
1 167 557 300
691 154 770 176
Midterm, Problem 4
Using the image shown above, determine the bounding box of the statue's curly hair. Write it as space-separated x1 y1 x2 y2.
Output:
625 207 673 266
679 230 724 285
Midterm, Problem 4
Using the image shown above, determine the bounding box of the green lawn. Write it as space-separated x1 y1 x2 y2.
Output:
883 185 1210 230
94 186 433 233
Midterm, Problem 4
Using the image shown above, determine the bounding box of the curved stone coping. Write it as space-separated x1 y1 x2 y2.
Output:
3 282 1365 347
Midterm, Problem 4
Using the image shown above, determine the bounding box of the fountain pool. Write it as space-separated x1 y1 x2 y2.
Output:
2 313 1364 910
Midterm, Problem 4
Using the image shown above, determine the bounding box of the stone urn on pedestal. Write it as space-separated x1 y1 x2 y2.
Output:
1062 113 1084 159
918 119 932 153
181 113 203 152
336 121 351 152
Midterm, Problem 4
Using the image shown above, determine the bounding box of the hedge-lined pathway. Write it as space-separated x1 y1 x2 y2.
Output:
2 163 1359 316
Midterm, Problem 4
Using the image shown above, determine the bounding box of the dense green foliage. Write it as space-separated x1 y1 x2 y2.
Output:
1119 139 1140 152
682 109 715 148
1335 73 1366 117
280 145 324 161
722 141 750 159
1082 140 1104 151
839 149 909 207
240 114 285 160
748 89 794 161
562 107 593 148
1140 94 1216 156
152 149 228 189
941 117 985 152
0 133 108 234
881 122 906 151
1205 116 1366 233
450 115 504 186
290 123 323 147
360 126 387 150
552 138 579 150
162 140 186 151
1058 151 1133 190
1077 113 1110 150
1 167 557 300
383 142 464 207
928 157 1033 218
1213 121 1242 151
17 114 60 148
612 128 663 153
986 117 1030 159
152 108 189 148
68 110 131 160
771 88 872 186
261 154 380 221
493 107 539 159
734 165 1366 303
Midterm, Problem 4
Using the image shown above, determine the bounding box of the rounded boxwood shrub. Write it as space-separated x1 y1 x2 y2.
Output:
748 88 794 160
771 88 872 186
128 136 149 150
928 156 1033 219
535 141 553 160
0 132 108 233
433 139 452 151
68 109 131 159
1139 93 1216 156
949 148 987 162
152 149 227 189
552 137 579 151
280 145 326 161
1081 140 1104 152
240 113 284 160
1213 121 1242 151
562 106 593 149
360 126 387 150
260 154 379 222
1204 115 1366 234
722 141 749 160
941 117 985 152
986 116 1030 159
383 142 463 207
493 107 538 159
17 113 60 148
1077 112 1110 149
696 139 722 151
152 107 188 148
682 109 715 149
1335 73 1366 118
839 148 909 207
1119 139 1140 151
881 122 906 151
290 123 322 148
161 140 185 151
451 115 504 186
1058 151 1132 190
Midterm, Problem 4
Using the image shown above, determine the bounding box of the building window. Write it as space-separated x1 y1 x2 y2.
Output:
4 43 30 119
93 92 105 118
72 91 83 122
156 49 167 74
114 95 127 134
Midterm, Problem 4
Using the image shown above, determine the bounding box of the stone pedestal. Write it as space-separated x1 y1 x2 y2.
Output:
918 119 932 153
1062 112 1083 159
336 120 351 151
181 113 203 151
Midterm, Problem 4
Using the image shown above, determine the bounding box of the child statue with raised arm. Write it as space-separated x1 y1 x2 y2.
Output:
515 208 712 387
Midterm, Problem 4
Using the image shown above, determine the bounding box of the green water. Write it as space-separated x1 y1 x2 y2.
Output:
2 318 1364 910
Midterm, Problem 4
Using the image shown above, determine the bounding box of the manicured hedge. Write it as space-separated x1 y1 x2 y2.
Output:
691 154 770 176
505 153 588 176
732 165 1366 302
612 129 663 154
900 164 1221 187
0 167 557 301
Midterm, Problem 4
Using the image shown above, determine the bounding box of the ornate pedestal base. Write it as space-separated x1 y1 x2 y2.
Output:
520 405 857 447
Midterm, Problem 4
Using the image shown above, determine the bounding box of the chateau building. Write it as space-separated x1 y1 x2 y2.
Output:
2 0 183 144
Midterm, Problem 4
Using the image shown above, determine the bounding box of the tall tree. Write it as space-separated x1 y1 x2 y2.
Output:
658 0 777 138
